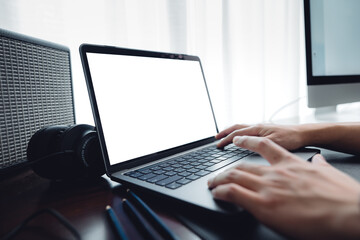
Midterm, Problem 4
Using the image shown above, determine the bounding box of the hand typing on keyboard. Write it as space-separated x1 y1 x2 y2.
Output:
215 123 305 151
209 122 360 240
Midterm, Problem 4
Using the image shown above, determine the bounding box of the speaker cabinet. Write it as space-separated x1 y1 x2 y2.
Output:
0 28 75 173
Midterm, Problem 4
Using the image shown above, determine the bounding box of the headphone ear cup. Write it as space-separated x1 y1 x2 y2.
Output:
52 124 93 179
56 124 104 179
27 125 71 179
76 129 105 178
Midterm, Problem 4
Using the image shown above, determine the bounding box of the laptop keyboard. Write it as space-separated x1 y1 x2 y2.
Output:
124 144 254 190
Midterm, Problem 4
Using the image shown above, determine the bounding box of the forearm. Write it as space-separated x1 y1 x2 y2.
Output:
298 122 360 155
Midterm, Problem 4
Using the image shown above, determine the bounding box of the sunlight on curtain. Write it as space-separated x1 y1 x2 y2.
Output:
223 0 306 125
0 0 305 129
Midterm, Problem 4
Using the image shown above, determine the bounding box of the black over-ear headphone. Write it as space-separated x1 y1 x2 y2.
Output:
27 124 105 181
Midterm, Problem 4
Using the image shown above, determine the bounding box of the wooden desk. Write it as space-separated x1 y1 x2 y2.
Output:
0 168 198 240
2 149 359 240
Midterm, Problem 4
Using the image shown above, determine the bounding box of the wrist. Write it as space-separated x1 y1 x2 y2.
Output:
297 123 338 147
296 123 319 147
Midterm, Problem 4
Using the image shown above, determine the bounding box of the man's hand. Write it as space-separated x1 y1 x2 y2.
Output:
208 136 360 239
216 124 305 150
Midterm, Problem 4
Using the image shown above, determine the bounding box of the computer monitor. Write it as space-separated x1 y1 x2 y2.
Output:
304 0 360 113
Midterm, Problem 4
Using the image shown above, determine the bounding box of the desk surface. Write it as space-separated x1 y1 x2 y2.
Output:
0 168 198 240
1 149 359 240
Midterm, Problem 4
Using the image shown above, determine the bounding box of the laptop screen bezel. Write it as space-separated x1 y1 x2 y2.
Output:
79 44 219 174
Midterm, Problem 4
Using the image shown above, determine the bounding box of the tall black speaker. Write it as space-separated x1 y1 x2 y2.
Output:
0 28 75 174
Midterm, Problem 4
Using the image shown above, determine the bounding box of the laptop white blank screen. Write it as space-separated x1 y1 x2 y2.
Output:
87 53 217 165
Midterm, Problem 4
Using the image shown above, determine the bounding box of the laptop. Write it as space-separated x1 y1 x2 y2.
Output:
79 44 318 215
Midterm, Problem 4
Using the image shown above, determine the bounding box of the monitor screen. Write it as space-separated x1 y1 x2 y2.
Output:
310 0 360 77
304 0 360 108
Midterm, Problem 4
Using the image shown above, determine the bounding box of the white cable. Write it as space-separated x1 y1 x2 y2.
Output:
268 96 306 123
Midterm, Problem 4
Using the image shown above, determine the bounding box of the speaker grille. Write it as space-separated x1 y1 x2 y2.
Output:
0 30 75 171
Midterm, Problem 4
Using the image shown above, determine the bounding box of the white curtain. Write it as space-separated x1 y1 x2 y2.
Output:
0 0 306 129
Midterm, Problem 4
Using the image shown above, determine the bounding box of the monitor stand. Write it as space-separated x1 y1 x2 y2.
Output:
313 104 360 123
272 103 360 124
314 106 338 121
